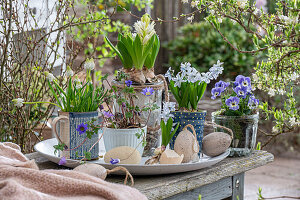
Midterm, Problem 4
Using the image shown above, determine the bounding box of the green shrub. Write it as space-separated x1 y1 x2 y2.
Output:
164 19 264 80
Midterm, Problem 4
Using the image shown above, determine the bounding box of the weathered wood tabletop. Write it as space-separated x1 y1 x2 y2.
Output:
26 150 274 200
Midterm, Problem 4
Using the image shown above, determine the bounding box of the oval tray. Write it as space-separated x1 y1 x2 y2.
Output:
34 138 229 175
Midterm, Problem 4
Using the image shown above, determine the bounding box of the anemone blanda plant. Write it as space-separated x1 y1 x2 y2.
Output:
99 73 159 129
12 59 107 112
165 61 224 111
211 75 260 116
105 14 160 83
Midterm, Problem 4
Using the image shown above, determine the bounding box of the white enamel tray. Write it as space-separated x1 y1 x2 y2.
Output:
34 138 229 175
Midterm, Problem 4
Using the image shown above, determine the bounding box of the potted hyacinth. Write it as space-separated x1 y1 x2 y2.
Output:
105 14 167 156
211 75 260 156
100 73 159 156
13 59 106 160
165 61 224 152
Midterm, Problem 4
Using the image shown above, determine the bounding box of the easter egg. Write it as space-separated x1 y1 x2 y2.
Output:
202 132 232 157
104 146 141 164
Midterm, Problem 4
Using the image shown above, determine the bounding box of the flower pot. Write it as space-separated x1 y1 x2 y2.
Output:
112 77 167 156
212 112 259 156
169 111 207 155
51 111 100 160
103 126 147 156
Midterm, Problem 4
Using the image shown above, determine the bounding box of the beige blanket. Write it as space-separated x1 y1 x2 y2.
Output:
0 142 147 200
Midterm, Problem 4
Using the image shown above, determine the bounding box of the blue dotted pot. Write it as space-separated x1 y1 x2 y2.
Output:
169 111 207 155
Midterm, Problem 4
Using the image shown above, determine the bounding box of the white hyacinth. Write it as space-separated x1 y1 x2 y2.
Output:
160 102 176 123
84 58 95 71
134 14 156 45
12 98 24 107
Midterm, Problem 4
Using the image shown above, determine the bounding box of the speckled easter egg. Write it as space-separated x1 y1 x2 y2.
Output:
174 129 199 163
104 146 141 164
74 163 107 180
202 132 232 157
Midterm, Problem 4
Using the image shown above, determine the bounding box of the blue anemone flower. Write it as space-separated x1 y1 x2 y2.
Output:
110 158 120 165
225 96 240 111
58 156 66 165
76 123 88 135
125 80 132 87
141 87 154 96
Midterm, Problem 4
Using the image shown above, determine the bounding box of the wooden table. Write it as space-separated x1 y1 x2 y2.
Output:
26 150 274 200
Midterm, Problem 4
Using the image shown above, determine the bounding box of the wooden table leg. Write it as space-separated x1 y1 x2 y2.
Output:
231 173 245 200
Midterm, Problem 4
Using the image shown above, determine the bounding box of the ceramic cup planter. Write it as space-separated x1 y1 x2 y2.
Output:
211 112 259 156
169 111 207 156
103 126 147 156
51 111 100 160
112 78 167 156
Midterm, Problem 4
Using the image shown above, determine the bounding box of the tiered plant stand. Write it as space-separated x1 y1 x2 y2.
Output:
26 151 273 200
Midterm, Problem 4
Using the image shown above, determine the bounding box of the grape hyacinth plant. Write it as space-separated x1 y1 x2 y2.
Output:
211 75 260 116
165 61 224 111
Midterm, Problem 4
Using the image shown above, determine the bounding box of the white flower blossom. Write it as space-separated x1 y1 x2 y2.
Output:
165 67 174 81
190 1 199 8
187 15 194 22
218 18 223 23
12 98 24 107
210 9 215 15
75 83 82 89
236 0 247 8
278 89 285 95
45 72 55 82
160 102 176 123
181 0 189 3
84 58 95 71
268 88 275 97
134 14 156 45
131 33 137 39
290 72 299 81
272 126 279 133
252 73 259 82
289 117 296 126
65 66 74 77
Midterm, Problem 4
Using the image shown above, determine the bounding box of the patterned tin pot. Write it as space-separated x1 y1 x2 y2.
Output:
169 111 207 155
51 111 101 160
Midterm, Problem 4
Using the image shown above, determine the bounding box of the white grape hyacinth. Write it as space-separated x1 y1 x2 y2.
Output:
84 58 95 71
45 72 56 83
65 66 74 77
12 98 24 107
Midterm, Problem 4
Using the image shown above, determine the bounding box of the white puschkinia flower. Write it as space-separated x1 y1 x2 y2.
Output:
84 58 95 71
65 66 74 77
12 98 24 107
165 61 224 88
160 102 176 123
45 72 55 82
236 0 247 8
75 83 82 89
134 14 156 45
187 15 194 22
190 1 199 8
181 0 189 3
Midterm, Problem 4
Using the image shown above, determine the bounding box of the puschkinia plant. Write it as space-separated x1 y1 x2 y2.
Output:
211 75 259 116
165 61 223 111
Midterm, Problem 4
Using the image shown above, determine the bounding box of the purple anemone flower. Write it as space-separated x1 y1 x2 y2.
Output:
215 80 230 89
234 75 251 89
225 96 240 111
76 123 88 135
58 156 66 165
103 110 114 118
125 80 132 87
211 87 225 100
110 158 120 165
248 96 259 109
141 87 154 96
234 86 248 99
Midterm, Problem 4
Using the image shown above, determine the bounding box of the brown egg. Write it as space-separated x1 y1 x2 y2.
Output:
74 163 107 180
104 146 141 164
159 149 184 164
202 132 232 157
174 128 199 163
